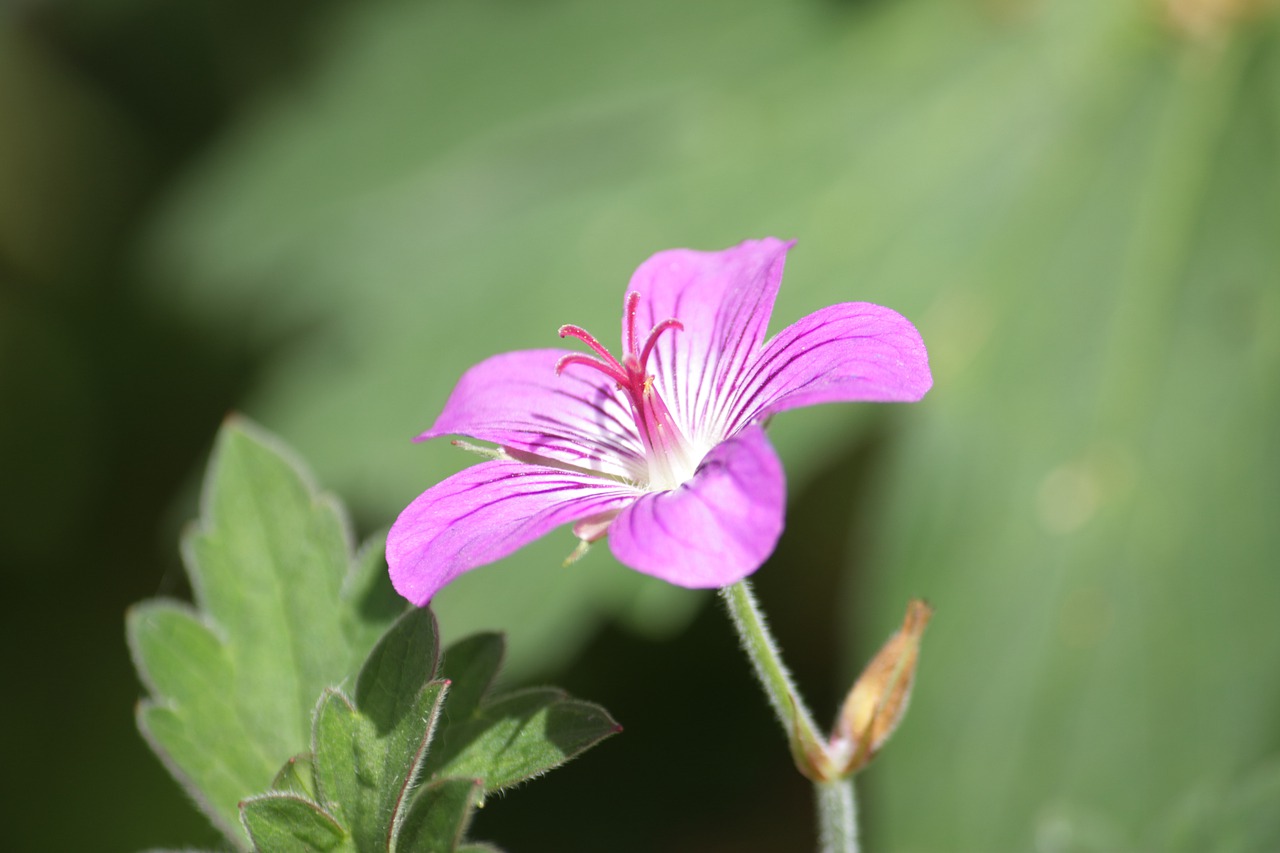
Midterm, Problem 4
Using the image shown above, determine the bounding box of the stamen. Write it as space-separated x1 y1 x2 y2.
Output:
560 324 623 370
450 439 511 461
556 300 697 490
638 318 684 368
562 539 591 567
623 291 641 358
555 352 629 386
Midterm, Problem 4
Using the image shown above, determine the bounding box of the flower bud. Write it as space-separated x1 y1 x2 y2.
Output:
786 692 841 783
830 599 933 776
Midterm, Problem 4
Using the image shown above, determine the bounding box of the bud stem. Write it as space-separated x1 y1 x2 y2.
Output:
817 778 859 853
719 580 860 853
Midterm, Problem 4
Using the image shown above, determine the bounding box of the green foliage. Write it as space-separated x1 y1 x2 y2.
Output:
239 607 456 852
128 418 403 842
240 601 619 852
422 687 622 793
130 420 619 851
395 778 485 853
428 631 623 797
241 794 349 852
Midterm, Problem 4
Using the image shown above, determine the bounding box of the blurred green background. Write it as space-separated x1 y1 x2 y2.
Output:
3 0 1279 850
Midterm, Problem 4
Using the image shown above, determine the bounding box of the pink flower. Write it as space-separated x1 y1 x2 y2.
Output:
387 239 931 605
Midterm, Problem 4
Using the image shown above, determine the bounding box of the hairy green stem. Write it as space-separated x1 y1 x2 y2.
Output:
720 580 859 853
719 581 821 739
816 778 859 853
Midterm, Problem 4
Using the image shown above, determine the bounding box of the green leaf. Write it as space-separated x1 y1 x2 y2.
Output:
300 618 615 848
128 418 402 843
423 687 620 794
309 608 449 851
240 793 351 852
395 778 484 853
129 602 285 840
270 755 316 799
424 633 620 795
437 633 504 720
132 420 616 850
310 690 379 845
311 680 449 853
354 606 441 733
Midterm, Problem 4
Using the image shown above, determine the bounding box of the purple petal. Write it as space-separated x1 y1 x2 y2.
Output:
608 425 785 588
422 349 644 479
626 239 794 446
722 302 932 433
387 460 640 605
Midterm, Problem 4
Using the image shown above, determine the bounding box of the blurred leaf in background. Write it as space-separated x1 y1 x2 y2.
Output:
3 0 1278 849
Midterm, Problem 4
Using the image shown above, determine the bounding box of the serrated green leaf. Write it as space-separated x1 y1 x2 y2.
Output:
312 690 384 849
129 601 287 841
423 688 620 793
394 778 483 853
438 633 504 720
302 622 615 848
430 633 620 793
240 793 351 853
354 607 441 733
129 418 401 843
270 755 315 799
311 611 449 853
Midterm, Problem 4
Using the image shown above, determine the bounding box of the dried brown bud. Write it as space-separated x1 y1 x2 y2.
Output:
830 599 933 776
787 693 841 783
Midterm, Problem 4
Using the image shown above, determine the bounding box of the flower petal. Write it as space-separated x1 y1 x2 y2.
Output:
626 239 794 448
422 349 645 479
722 302 932 433
608 425 785 588
387 460 641 605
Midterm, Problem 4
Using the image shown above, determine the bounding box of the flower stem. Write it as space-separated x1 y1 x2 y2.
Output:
719 580 860 853
719 581 822 742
